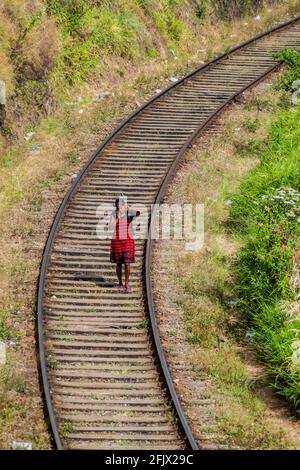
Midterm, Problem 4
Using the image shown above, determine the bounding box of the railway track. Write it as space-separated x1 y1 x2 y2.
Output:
38 16 300 450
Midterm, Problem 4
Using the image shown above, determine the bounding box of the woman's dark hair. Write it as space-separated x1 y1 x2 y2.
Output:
115 197 125 208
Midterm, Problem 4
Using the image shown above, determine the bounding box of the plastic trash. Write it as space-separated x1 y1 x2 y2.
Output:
11 441 32 450
244 332 256 344
0 341 5 365
24 132 35 141
224 299 238 306
31 146 40 151
93 91 113 103
0 80 6 105
170 50 178 60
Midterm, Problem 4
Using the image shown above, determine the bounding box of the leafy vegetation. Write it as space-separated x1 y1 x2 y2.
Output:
230 62 300 412
0 0 295 137
275 48 300 91
154 81 296 448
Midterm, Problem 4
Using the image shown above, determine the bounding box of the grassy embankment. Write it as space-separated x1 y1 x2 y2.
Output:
0 0 300 448
158 53 300 448
230 49 300 413
2 0 296 138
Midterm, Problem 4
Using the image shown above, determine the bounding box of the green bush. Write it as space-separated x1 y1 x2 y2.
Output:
86 9 142 57
196 0 210 19
53 37 97 85
153 9 185 43
275 48 300 92
50 6 143 86
45 0 88 34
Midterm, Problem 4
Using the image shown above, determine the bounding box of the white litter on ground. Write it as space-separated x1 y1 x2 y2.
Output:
24 132 35 141
11 441 32 450
93 91 114 103
225 199 232 206
0 341 6 365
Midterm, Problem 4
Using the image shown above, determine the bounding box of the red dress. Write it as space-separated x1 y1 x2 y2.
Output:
110 211 140 264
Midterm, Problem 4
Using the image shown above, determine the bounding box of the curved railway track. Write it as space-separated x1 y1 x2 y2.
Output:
38 16 300 450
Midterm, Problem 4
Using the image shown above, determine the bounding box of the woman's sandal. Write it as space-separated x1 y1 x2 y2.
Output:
116 285 125 292
125 285 133 293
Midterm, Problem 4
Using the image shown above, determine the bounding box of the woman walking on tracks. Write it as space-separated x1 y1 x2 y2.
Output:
109 197 143 293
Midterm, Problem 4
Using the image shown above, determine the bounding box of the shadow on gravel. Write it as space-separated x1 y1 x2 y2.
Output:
74 274 115 287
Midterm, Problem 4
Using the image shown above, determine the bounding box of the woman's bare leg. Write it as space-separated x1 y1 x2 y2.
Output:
116 264 123 286
125 264 130 287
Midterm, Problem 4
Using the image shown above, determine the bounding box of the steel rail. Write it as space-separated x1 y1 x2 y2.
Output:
37 14 300 450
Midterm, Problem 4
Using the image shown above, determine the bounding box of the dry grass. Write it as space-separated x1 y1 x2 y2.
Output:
1 1 300 133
